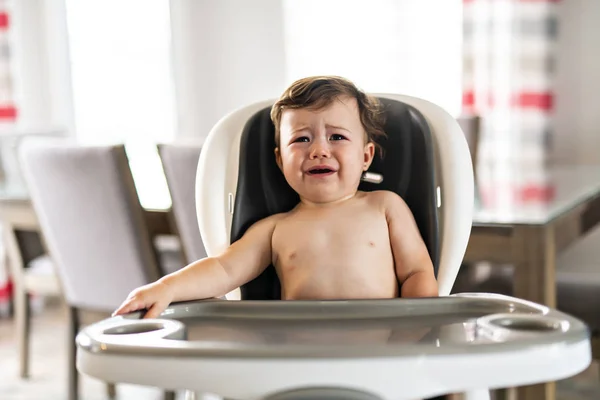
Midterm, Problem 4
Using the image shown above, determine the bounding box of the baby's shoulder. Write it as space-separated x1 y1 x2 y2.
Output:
263 211 290 224
361 190 405 208
246 211 289 234
264 209 296 229
361 191 414 221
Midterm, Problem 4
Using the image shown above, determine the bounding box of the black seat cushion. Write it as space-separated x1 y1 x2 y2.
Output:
231 98 439 300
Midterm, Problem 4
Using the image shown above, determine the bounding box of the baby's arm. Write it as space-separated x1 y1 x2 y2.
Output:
113 214 280 318
382 191 439 298
161 214 279 300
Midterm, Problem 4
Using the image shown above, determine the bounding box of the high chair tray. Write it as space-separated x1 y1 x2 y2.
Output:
76 293 591 400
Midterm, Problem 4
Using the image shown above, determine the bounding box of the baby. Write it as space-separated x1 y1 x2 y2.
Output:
114 76 438 319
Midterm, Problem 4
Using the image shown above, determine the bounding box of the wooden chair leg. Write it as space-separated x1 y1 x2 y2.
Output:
68 306 80 400
16 288 31 378
591 335 600 381
163 390 176 400
106 383 117 398
591 335 599 360
5 225 32 379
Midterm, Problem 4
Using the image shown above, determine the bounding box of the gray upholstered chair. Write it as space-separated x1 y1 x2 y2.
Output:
18 141 176 400
158 144 207 264
456 114 480 182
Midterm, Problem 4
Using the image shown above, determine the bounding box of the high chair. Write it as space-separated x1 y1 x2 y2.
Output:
75 94 591 400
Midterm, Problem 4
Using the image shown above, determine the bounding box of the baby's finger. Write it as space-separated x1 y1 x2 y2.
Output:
143 302 166 319
112 300 142 316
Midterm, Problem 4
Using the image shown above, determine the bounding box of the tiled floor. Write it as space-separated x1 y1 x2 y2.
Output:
1 300 599 400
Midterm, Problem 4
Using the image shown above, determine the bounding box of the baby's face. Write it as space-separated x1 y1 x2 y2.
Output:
275 96 375 205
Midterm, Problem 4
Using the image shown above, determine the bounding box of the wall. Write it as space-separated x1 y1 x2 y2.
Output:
10 0 51 127
552 0 600 164
170 0 287 140
9 0 73 133
282 0 463 117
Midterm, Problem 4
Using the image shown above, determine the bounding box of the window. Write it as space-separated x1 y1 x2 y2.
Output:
282 0 463 116
65 0 176 209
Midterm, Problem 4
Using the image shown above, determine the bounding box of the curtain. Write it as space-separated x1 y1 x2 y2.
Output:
0 0 16 317
463 0 559 210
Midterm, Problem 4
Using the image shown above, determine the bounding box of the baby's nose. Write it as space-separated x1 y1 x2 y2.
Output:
309 141 331 158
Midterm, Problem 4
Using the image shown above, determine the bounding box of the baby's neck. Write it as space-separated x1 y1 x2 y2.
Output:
298 192 359 209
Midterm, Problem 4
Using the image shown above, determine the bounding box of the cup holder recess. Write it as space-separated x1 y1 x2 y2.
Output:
103 321 168 335
480 314 568 333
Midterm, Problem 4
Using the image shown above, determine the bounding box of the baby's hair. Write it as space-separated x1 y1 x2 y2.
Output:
270 76 387 157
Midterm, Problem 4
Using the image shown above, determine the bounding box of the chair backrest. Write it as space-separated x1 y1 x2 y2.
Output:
456 114 480 178
157 143 207 263
196 95 474 299
230 99 439 300
19 142 163 311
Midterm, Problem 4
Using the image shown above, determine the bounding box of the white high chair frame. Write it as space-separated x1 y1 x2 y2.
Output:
193 94 588 399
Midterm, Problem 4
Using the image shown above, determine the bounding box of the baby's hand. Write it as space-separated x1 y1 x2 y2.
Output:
112 281 174 319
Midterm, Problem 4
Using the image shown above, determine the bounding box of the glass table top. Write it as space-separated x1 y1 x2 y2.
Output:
0 182 28 202
473 165 600 225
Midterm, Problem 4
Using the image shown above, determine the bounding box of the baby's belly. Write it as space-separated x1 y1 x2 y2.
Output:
276 255 398 300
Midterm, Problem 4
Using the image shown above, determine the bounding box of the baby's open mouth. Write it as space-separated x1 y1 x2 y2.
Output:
307 167 335 175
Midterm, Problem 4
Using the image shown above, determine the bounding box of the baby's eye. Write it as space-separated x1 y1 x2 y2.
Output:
330 134 347 141
292 136 309 143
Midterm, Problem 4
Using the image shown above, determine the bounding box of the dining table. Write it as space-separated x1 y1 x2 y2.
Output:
466 164 600 400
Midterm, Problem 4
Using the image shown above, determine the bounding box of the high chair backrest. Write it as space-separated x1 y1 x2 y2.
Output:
196 95 474 299
231 99 438 300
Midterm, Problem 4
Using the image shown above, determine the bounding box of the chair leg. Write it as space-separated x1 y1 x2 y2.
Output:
67 306 80 400
15 288 31 378
163 390 176 400
106 383 117 398
491 388 513 400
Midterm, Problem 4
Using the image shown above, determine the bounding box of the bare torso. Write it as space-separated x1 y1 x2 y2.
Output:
271 191 398 300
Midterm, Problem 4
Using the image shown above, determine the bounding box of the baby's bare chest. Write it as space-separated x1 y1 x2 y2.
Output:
272 209 392 266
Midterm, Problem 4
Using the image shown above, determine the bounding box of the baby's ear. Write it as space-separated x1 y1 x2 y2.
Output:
274 147 283 170
363 142 375 171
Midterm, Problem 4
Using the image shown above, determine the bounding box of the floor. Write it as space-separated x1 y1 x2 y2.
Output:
1 300 600 400
0 300 185 400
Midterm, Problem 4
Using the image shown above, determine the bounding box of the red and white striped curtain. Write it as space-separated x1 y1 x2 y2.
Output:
0 0 17 317
0 0 16 124
463 0 559 208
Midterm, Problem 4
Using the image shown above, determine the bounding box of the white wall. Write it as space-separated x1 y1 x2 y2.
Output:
282 0 463 117
170 0 287 140
552 0 600 164
170 0 463 141
10 0 51 127
9 0 73 133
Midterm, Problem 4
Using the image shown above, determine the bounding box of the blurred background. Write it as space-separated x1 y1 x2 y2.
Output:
0 0 599 399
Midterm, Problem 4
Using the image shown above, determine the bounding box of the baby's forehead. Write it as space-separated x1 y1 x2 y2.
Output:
281 97 361 128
